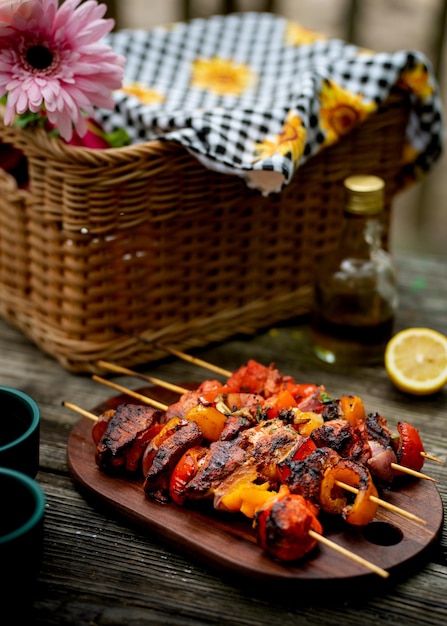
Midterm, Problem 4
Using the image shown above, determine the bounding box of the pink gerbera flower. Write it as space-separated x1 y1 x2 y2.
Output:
0 0 124 141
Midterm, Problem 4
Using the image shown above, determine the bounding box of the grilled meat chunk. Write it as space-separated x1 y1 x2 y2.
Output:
95 404 163 473
219 415 250 441
310 418 370 464
279 447 340 504
237 419 299 485
182 419 298 500
363 412 395 448
183 440 248 499
143 419 203 503
165 390 203 421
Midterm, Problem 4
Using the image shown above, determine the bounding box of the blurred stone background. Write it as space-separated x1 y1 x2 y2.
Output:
112 0 446 257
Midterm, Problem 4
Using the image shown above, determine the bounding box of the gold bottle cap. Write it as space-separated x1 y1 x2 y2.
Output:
344 175 385 215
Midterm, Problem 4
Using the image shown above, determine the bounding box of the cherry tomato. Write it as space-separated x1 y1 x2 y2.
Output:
393 421 425 474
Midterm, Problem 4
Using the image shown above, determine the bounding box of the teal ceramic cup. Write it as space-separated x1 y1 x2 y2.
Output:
0 386 40 477
0 467 45 618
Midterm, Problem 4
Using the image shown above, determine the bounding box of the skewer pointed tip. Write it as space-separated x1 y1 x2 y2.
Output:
63 400 98 422
421 451 444 464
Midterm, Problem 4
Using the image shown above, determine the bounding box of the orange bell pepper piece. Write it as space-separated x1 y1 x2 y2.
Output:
184 404 227 441
264 388 298 419
214 464 280 518
339 395 366 427
320 458 379 526
219 482 275 518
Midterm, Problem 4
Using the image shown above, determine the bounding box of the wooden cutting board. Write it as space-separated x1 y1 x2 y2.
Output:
67 386 444 586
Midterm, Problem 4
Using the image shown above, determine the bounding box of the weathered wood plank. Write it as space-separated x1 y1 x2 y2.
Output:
0 251 446 625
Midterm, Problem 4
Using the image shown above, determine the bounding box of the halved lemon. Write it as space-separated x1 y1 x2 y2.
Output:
385 327 447 395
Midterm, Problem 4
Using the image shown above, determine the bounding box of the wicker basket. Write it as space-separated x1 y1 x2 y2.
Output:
0 90 410 373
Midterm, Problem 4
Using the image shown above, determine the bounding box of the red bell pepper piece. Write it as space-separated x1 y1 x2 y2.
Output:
169 446 207 505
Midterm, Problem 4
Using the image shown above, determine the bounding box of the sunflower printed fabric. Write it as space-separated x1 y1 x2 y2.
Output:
99 12 443 194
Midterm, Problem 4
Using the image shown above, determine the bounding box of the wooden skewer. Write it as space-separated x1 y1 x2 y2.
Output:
96 360 189 395
114 329 232 377
136 335 442 465
390 462 437 482
63 401 99 422
149 343 441 464
334 480 426 525
91 376 168 412
153 342 233 378
421 451 444 464
308 530 389 578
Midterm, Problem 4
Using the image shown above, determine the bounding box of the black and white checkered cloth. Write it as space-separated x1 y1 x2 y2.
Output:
99 12 443 193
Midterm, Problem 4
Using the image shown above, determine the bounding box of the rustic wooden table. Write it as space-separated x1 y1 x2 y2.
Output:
1 252 445 625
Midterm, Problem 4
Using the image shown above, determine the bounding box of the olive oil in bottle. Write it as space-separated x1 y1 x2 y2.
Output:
310 175 398 365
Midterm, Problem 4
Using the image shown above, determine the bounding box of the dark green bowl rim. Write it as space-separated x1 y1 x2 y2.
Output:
0 386 40 452
0 467 45 543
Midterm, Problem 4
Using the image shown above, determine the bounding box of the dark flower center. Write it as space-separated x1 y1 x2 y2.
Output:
26 45 53 70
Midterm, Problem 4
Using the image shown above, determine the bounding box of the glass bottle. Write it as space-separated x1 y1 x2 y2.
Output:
310 175 398 365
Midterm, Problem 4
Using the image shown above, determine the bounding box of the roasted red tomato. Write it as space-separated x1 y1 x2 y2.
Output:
225 359 282 396
91 409 114 444
393 421 425 474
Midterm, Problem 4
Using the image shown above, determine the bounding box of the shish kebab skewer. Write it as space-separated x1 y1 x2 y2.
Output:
91 372 439 482
63 399 425 526
63 400 389 578
83 376 428 524
97 353 443 468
